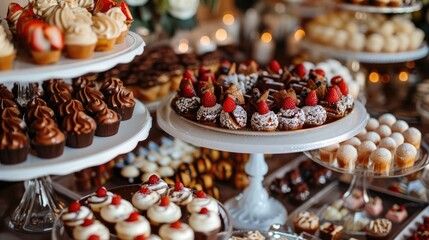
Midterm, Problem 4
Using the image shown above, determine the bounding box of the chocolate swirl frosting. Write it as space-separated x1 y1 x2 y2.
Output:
75 87 104 105
0 131 29 149
49 91 73 108
85 98 107 116
72 76 97 91
33 126 65 145
0 87 14 100
108 88 135 109
1 107 21 119
100 77 124 96
95 107 119 124
62 111 96 134
0 99 18 111
58 99 84 118
27 98 47 110
1 117 26 133
25 105 55 124
44 80 73 97
29 117 57 134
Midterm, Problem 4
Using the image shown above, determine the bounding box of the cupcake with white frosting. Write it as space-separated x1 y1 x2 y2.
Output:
147 196 181 233
72 218 109 240
159 221 194 240
62 201 94 230
132 186 160 214
87 187 114 216
43 2 76 31
189 208 221 240
187 190 218 214
92 12 120 51
167 182 193 209
115 211 151 240
100 194 134 231
0 25 16 71
106 7 128 43
141 174 168 195
65 23 97 59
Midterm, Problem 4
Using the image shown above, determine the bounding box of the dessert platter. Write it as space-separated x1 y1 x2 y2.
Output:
334 0 422 13
51 182 233 240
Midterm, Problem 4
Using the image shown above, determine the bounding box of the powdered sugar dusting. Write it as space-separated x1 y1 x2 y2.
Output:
220 106 247 129
175 97 200 114
396 143 417 158
277 108 305 130
251 111 279 131
302 105 327 126
197 104 222 122
370 148 391 163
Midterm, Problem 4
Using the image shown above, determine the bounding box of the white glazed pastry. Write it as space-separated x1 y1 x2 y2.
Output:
100 195 134 223
187 190 219 214
72 219 109 240
115 212 151 239
132 186 161 211
159 221 194 240
147 196 181 225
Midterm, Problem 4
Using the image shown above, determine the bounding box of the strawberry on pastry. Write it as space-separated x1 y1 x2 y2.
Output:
117 1 133 26
28 22 64 65
220 95 247 130
267 60 283 75
385 204 408 223
196 90 222 126
335 79 354 113
93 0 116 13
301 90 327 127
319 87 346 122
172 78 200 120
277 97 305 131
251 90 278 131
6 2 24 35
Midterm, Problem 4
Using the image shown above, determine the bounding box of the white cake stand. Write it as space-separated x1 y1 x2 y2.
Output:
157 95 368 230
0 32 150 233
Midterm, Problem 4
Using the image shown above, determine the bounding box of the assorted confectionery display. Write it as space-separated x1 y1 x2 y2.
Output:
61 180 223 240
405 215 429 239
336 0 416 7
3 0 133 67
318 113 422 174
230 231 267 240
170 59 355 132
305 12 425 53
0 76 135 164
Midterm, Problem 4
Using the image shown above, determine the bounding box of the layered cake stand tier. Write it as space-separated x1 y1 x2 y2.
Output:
157 95 368 230
334 1 422 14
0 32 145 83
300 40 429 64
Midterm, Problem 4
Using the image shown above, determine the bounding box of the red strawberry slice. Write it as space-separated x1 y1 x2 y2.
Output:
7 3 23 17
111 195 121 206
96 187 108 197
126 212 140 222
44 25 64 50
94 0 115 13
222 96 236 113
68 201 81 213
160 196 169 206
82 218 94 227
30 25 50 51
315 69 325 77
183 70 196 83
200 207 209 214
282 97 296 110
147 174 160 184
330 75 344 85
305 90 318 106
332 85 343 98
170 221 182 229
22 19 45 43
202 91 216 108
139 187 151 194
337 80 349 95
293 63 306 78
134 235 148 240
325 88 340 103
182 84 195 98
16 9 36 36
269 60 281 74
200 72 215 82
257 101 269 115
117 1 133 21
195 190 207 198
175 181 184 191
88 235 100 240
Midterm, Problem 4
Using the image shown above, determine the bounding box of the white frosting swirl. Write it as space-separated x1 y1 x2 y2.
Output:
92 13 121 39
132 191 160 211
76 0 94 10
147 202 181 224
167 188 193 206
115 215 151 239
106 7 128 32
73 7 93 24
65 23 97 45
100 199 134 223
59 0 79 9
187 197 218 214
141 179 168 195
72 220 110 240
159 222 194 240
251 111 279 131
62 206 93 227
0 27 15 57
88 192 113 212
33 0 58 16
44 4 76 31
189 212 221 232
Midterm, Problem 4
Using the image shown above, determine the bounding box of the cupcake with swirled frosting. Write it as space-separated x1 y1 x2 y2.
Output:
57 99 85 121
132 186 161 214
189 208 220 240
108 88 135 121
100 77 124 98
62 201 94 230
61 111 96 148
115 211 151 240
25 105 55 125
31 124 65 158
147 196 181 233
159 221 194 240
100 194 134 232
73 218 109 240
65 23 97 59
87 187 114 216
94 107 120 137
167 182 193 211
75 87 104 105
32 0 58 16
0 131 29 164
187 190 218 214
43 3 76 31
75 0 94 11
106 7 128 44
92 13 120 51
0 25 16 71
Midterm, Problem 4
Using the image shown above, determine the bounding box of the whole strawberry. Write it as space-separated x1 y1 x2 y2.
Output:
201 91 216 107
257 101 269 114
282 97 296 110
305 90 318 106
269 60 282 74
293 63 306 78
223 96 236 113
325 88 340 103
337 80 349 95
181 84 195 98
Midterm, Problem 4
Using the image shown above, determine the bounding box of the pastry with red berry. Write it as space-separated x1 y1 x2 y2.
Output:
187 190 219 214
167 182 193 213
219 95 247 130
277 96 305 131
365 196 383 217
385 204 408 223
196 90 221 126
62 201 94 234
99 194 134 231
172 78 200 120
132 186 161 214
87 187 114 217
147 196 181 233
332 76 354 113
72 219 110 240
159 221 194 240
250 91 278 131
189 208 221 240
141 174 168 195
302 90 327 127
115 211 151 240
320 87 346 122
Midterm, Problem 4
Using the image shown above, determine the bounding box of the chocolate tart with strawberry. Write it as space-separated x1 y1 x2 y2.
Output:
301 90 327 128
250 91 279 131
171 78 200 121
220 95 247 130
277 96 305 131
196 90 222 126
331 76 354 113
320 87 346 122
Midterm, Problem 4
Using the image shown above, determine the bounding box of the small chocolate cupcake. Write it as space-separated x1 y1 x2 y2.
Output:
24 105 55 125
0 131 29 165
75 87 104 106
108 88 135 121
62 111 96 148
26 97 47 111
43 80 73 98
1 107 21 119
0 86 14 100
94 107 120 137
29 117 58 137
72 76 97 92
1 117 27 133
31 125 65 159
100 77 124 97
57 99 85 122
49 91 73 111
85 98 107 117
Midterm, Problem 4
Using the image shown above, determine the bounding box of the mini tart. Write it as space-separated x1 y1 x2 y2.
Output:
147 197 181 227
293 211 319 235
173 96 201 120
189 209 221 240
131 188 161 212
62 205 93 228
196 103 222 126
0 131 29 165
320 100 346 122
302 105 327 127
366 218 392 239
115 212 151 239
277 107 305 131
319 222 344 240
72 219 110 240
159 222 194 240
251 111 279 131
219 105 247 130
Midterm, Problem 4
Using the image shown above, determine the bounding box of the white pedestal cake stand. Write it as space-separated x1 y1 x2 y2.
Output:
157 95 368 230
0 32 149 233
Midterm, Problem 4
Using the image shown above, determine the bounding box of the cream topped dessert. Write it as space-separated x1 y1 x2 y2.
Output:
73 7 93 25
43 3 76 31
62 201 94 228
106 7 127 32
87 187 113 212
72 218 109 240
147 196 181 226
65 23 97 46
115 211 151 239
132 186 161 211
0 26 15 58
32 0 58 16
189 208 221 240
187 190 218 214
100 194 134 223
159 221 194 240
92 12 120 40
141 174 168 195
167 182 193 206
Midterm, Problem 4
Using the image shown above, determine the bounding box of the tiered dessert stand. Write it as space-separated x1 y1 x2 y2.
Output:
157 95 368 230
0 32 152 233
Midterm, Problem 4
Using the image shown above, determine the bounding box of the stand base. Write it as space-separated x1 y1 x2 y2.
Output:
225 194 287 230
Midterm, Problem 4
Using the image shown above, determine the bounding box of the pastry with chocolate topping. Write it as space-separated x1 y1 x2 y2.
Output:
62 111 96 148
75 87 104 105
172 78 200 120
25 105 55 125
31 125 65 158
220 95 247 130
1 107 21 119
100 77 124 97
0 131 29 164
57 99 85 122
108 88 135 121
94 107 120 137
85 98 107 117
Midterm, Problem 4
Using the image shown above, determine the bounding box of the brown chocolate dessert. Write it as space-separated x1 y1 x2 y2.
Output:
75 87 104 106
0 131 29 164
31 126 65 159
25 105 55 124
62 111 96 148
100 77 124 97
108 88 135 121
94 107 120 137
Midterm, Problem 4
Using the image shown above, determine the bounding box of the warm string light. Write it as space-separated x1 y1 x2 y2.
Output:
261 32 272 43
215 29 228 42
294 29 305 42
399 71 409 82
177 39 189 54
223 14 235 25
200 35 211 45
369 72 379 83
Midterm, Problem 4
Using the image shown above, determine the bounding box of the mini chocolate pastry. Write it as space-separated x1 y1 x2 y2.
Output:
57 99 85 121
319 222 344 240
0 99 18 112
194 156 212 174
31 126 65 159
44 80 73 98
26 98 47 110
25 105 55 125
286 169 304 186
0 131 29 164
0 117 26 133
269 177 291 195
72 76 97 91
0 86 14 100
1 107 21 119
85 98 107 117
100 77 124 97
310 168 330 187
75 87 104 105
213 159 233 181
94 107 120 137
108 88 135 121
29 117 57 137
176 163 198 187
291 183 310 202
62 111 96 148
49 91 73 110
